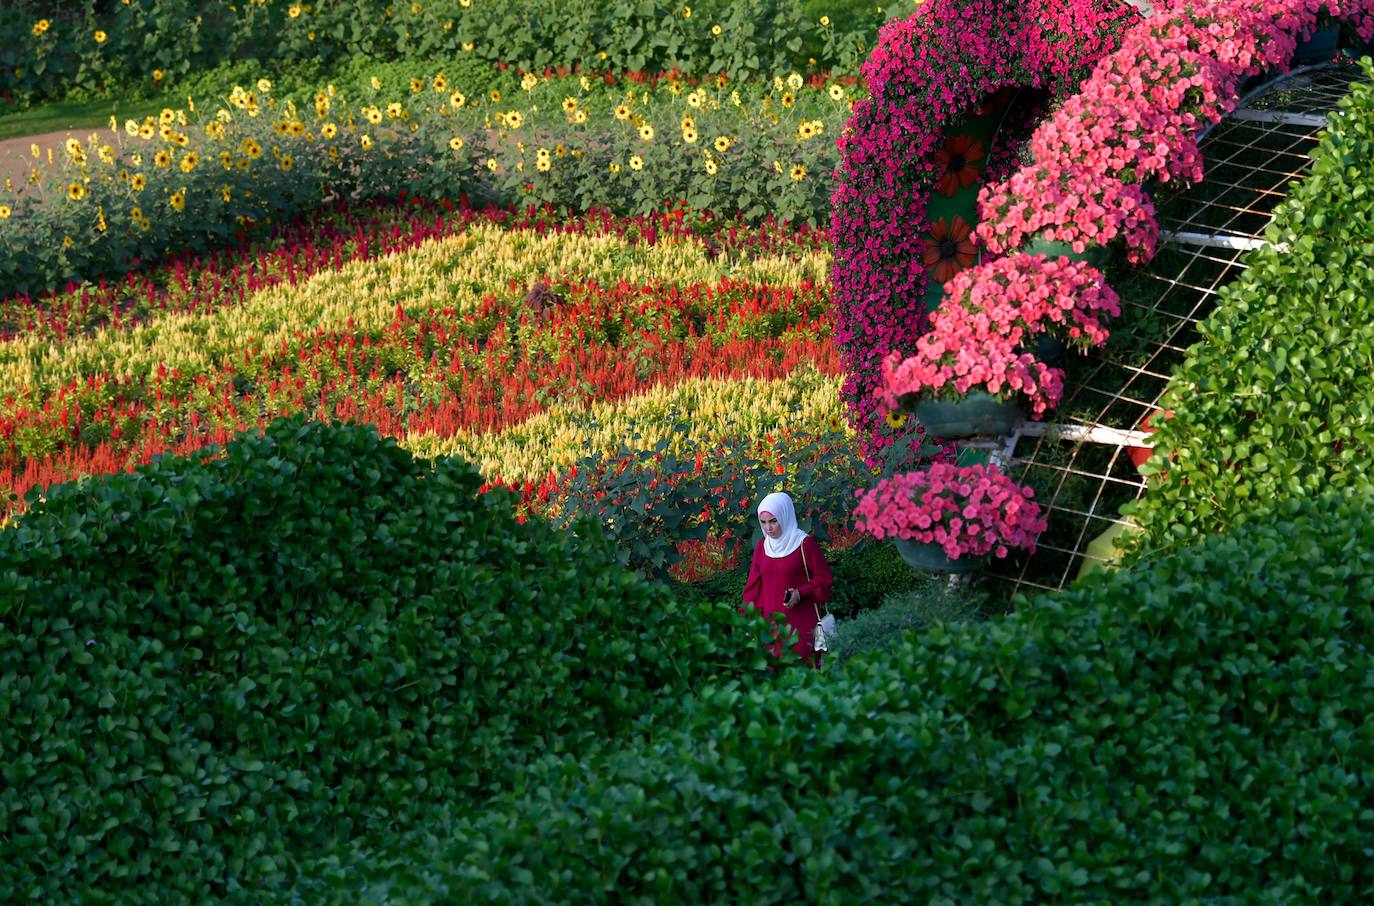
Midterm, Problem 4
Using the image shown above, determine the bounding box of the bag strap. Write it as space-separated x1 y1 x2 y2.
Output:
801 541 830 623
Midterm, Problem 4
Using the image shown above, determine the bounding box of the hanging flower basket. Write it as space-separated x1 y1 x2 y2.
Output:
914 391 1023 440
893 537 989 574
1023 237 1111 268
1025 332 1067 364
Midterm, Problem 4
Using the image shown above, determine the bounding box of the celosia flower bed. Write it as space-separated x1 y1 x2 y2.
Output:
852 462 1047 559
0 206 840 519
829 0 1135 451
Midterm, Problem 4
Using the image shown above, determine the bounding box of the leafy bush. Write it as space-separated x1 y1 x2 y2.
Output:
824 537 927 618
826 579 980 665
1130 57 1374 554
290 489 1374 902
0 416 768 903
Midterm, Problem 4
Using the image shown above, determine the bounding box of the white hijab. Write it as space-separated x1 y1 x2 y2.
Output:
758 491 808 559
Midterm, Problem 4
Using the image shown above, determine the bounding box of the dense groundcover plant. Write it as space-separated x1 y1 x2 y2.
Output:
852 461 1047 558
0 417 769 902
284 490 1374 902
828 0 1135 452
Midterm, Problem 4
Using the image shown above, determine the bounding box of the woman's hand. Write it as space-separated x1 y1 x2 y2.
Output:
784 588 801 609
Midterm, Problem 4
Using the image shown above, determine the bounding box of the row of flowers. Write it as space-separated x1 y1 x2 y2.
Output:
6 0 879 110
0 68 852 297
850 0 1374 570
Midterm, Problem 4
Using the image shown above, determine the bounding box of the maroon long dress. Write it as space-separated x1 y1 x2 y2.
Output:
742 534 834 665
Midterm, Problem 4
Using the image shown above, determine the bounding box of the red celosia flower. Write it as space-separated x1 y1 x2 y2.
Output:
934 135 985 197
920 216 978 284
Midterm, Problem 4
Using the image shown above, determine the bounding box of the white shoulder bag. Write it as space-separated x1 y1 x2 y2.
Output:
801 543 837 653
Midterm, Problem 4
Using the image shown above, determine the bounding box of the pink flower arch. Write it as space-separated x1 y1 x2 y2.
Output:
830 0 1138 454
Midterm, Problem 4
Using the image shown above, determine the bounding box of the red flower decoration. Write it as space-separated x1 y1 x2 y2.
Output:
920 215 978 284
934 135 985 197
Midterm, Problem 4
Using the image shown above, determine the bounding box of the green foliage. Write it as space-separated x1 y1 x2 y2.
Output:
0 416 768 903
825 537 928 617
289 490 1374 902
1 0 884 112
549 412 869 578
1129 58 1374 553
826 579 981 665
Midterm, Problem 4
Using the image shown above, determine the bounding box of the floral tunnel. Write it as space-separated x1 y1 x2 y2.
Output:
833 0 1138 571
842 0 1374 574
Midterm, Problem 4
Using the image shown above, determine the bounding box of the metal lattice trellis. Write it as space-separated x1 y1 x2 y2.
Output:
980 62 1367 599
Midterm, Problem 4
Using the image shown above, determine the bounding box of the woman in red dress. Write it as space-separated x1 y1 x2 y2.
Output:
742 491 834 666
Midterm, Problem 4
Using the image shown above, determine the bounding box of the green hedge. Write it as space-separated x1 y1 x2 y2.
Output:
289 489 1374 902
1130 58 1374 553
0 417 769 903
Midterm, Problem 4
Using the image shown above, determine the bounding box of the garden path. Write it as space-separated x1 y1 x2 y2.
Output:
0 126 126 199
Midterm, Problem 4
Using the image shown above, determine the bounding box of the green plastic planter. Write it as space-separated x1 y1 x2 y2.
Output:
1024 237 1111 268
893 537 988 574
914 391 1023 440
1028 332 1066 364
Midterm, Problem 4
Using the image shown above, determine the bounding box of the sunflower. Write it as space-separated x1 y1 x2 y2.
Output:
433 74 447 92
386 102 403 118
63 236 74 249
711 24 721 36
0 205 10 220
450 136 465 151
609 161 621 173
409 79 424 94
682 127 698 143
221 186 232 203
486 158 498 172
360 135 373 150
180 152 199 173
562 97 578 113
934 135 985 197
713 136 731 153
629 155 643 171
614 104 631 121
572 109 588 124
153 149 173 167
450 92 466 108
280 155 293 171
242 138 262 158
169 190 186 211
920 216 978 284
781 91 795 108
886 410 908 429
790 164 806 181
638 124 654 141
828 84 844 101
506 111 524 129
322 123 337 138
363 106 383 124
704 158 717 176
67 182 86 200
536 158 551 172
131 174 147 190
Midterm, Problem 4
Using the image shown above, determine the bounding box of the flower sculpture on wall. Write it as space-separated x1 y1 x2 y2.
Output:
934 135 985 196
921 216 978 284
828 0 1138 452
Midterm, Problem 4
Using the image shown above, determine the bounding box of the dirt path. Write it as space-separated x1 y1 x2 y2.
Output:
0 126 128 198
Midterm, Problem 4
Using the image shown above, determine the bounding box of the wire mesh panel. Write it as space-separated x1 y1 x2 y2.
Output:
984 62 1367 599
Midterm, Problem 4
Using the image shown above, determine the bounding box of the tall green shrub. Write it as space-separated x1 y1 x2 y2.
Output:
0 417 767 903
1130 58 1374 553
290 490 1374 902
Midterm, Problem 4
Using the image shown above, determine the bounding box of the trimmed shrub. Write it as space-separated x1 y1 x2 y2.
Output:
826 580 979 664
292 490 1374 902
0 416 768 903
1131 57 1374 554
